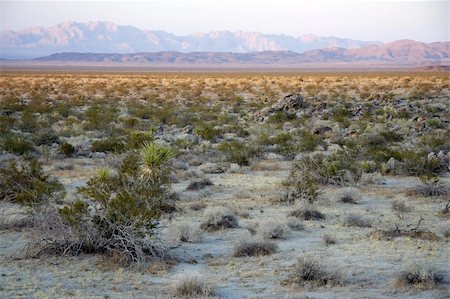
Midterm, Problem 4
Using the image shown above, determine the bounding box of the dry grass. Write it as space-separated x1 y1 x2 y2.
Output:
200 207 239 231
232 239 278 257
395 264 446 290
169 273 216 297
289 208 325 221
284 256 344 287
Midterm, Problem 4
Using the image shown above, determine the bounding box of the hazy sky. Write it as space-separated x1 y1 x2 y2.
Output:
1 0 449 42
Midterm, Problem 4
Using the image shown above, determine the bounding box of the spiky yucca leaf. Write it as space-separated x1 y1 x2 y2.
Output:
140 142 174 181
97 168 111 182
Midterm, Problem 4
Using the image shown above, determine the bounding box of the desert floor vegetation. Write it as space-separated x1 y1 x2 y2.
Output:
0 71 449 298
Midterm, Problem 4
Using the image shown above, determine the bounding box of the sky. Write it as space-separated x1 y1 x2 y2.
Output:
0 0 449 43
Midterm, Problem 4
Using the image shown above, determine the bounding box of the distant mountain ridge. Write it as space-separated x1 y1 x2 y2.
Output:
0 21 381 59
31 40 450 66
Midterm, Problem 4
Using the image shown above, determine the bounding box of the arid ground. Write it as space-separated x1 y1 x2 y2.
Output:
0 70 449 298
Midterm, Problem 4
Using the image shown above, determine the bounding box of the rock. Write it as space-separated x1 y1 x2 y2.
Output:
175 133 199 144
272 92 303 112
198 162 227 174
387 157 397 171
228 163 241 173
314 126 333 136
437 150 445 159
427 152 436 160
92 152 106 159
265 152 285 160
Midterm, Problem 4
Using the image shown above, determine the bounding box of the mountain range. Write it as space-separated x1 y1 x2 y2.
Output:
1 21 381 59
0 21 448 67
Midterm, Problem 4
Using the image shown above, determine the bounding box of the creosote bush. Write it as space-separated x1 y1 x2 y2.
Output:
0 158 65 205
1 135 34 155
59 142 75 157
56 142 174 265
411 175 449 197
91 137 125 153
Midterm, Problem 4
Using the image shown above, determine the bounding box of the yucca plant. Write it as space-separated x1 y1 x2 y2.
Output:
140 142 174 183
55 142 175 265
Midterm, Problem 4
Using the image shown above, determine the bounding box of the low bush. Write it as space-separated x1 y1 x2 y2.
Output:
286 217 304 231
169 223 202 244
218 141 260 166
391 200 413 220
186 178 214 191
343 214 373 228
289 208 325 221
200 207 239 231
323 233 336 245
55 142 174 266
395 264 445 290
411 175 449 197
126 130 154 150
1 135 34 155
169 273 215 297
91 137 125 153
0 158 65 205
257 222 290 239
336 187 361 204
59 142 75 157
232 239 277 257
33 128 60 146
287 256 343 287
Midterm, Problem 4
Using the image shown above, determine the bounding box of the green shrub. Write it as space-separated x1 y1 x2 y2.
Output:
1 135 34 155
267 111 295 124
59 142 75 157
399 151 446 176
218 141 259 166
298 130 324 152
91 137 125 153
126 130 154 150
195 125 223 141
0 158 65 205
33 128 60 146
58 142 174 265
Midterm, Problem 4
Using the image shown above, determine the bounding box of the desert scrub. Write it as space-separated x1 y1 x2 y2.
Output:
233 239 278 257
395 264 445 290
218 140 260 166
0 158 65 205
257 221 290 239
200 207 239 231
391 200 413 220
126 130 154 150
91 137 126 153
285 256 343 287
169 223 202 244
186 178 214 191
410 175 450 197
59 142 75 157
336 187 361 204
283 151 362 204
289 208 325 221
32 128 60 146
1 135 34 155
169 273 216 297
195 124 223 142
56 142 174 265
343 214 373 228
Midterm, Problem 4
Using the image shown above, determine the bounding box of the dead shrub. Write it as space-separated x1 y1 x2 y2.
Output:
169 273 216 297
257 221 290 239
336 187 361 204
391 200 413 220
186 178 214 191
289 208 325 221
232 239 278 257
169 223 202 244
395 264 445 290
343 214 373 228
200 207 239 231
285 256 343 287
